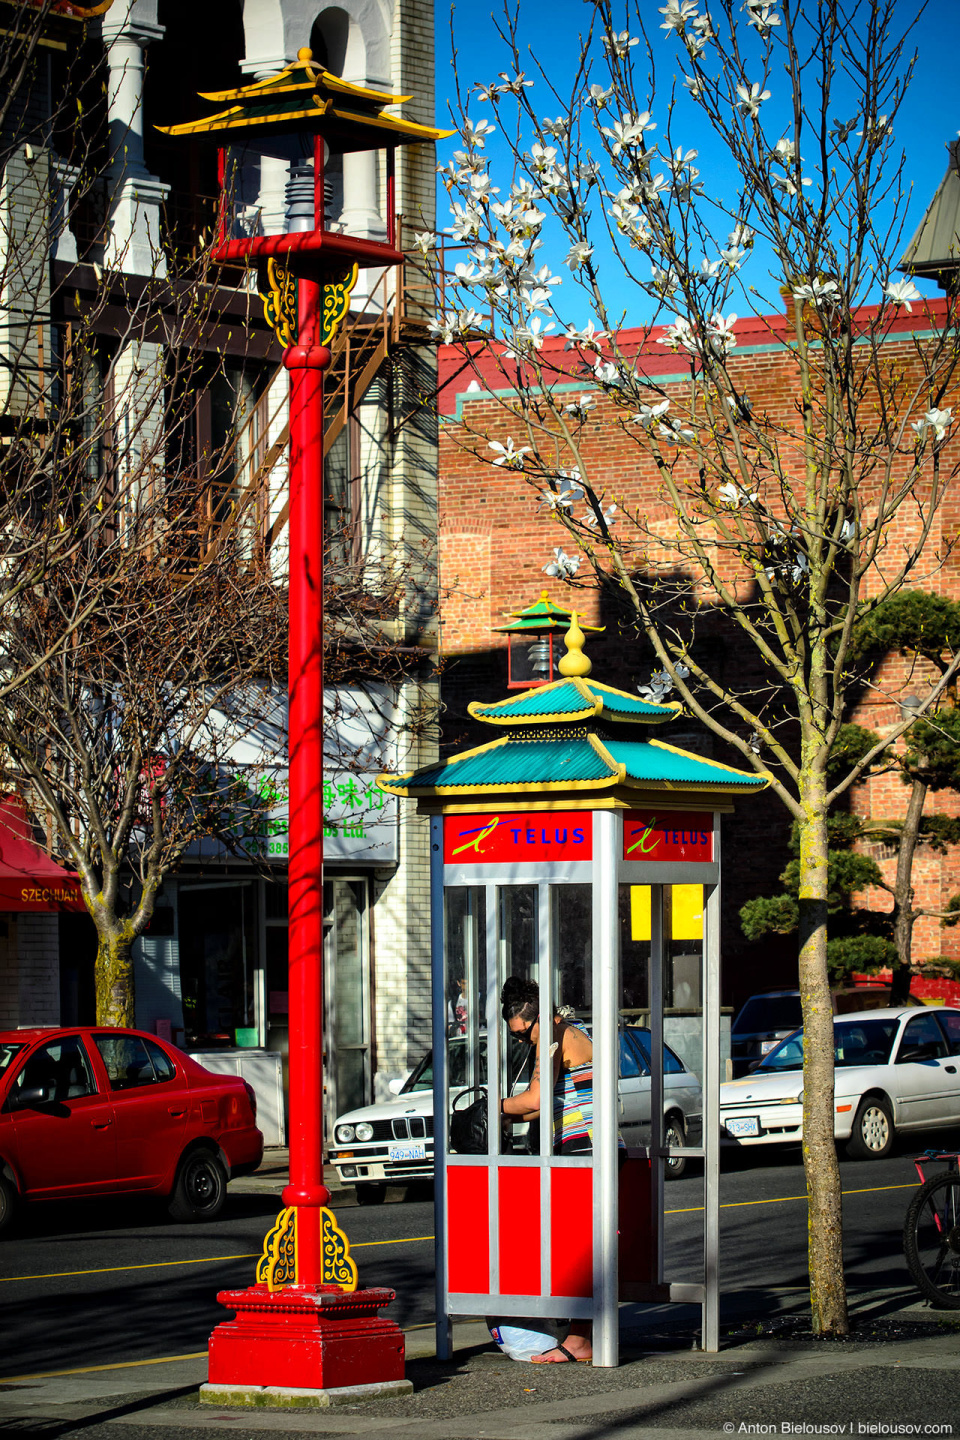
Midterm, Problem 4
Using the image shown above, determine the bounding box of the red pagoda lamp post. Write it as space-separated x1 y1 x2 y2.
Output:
161 50 448 1403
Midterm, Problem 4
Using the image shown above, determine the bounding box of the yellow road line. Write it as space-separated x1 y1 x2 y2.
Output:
666 1180 919 1217
0 1185 918 1284
0 1234 436 1286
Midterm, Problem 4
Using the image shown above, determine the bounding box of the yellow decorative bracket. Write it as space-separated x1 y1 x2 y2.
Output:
321 264 359 346
256 1204 358 1293
257 1205 298 1291
260 258 297 349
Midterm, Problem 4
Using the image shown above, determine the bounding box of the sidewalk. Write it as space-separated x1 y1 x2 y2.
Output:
1 1292 958 1439
229 1148 414 1207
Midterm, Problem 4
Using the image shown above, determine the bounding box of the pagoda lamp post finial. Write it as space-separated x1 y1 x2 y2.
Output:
558 613 593 678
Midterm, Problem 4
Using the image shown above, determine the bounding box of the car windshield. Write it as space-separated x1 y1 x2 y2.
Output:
402 1037 536 1093
757 1017 900 1072
0 1043 24 1079
733 995 803 1034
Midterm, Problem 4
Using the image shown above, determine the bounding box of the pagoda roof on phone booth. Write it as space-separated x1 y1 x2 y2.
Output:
377 728 770 801
468 677 680 726
157 49 453 150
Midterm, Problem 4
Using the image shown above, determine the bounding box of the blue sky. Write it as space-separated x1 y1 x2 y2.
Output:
433 0 958 325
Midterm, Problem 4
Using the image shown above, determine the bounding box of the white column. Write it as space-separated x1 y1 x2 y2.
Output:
101 2 169 276
339 147 386 241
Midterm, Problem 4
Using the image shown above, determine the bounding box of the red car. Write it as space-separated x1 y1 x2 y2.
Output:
0 1027 263 1231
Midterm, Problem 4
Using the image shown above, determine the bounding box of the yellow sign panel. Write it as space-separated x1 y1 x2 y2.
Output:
630 885 703 943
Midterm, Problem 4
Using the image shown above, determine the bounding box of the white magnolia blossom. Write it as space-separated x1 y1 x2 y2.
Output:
884 279 923 313
792 278 840 303
489 437 532 469
573 159 603 186
700 257 722 278
830 116 858 143
588 83 613 106
857 115 890 138
413 231 436 254
736 82 771 119
461 117 496 147
770 172 812 198
912 407 953 445
650 265 680 297
604 29 639 57
773 137 797 164
454 260 479 284
683 73 703 99
564 320 609 351
609 199 651 246
638 663 688 702
446 202 484 241
601 112 656 155
658 316 699 354
565 239 594 270
541 117 569 139
544 547 581 580
659 0 700 33
706 312 738 354
658 416 695 443
540 475 584 511
497 71 534 95
563 393 596 418
744 0 781 35
718 481 759 507
467 170 497 202
503 316 554 358
427 309 484 343
728 222 755 249
632 399 671 427
583 502 617 529
719 243 749 270
529 142 558 173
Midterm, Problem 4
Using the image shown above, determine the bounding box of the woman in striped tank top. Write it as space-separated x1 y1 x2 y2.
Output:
499 976 594 1361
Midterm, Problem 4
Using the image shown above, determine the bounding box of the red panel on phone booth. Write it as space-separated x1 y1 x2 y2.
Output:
498 1166 541 1295
617 1157 654 1290
443 812 593 865
550 1167 593 1297
447 1166 490 1294
622 810 713 864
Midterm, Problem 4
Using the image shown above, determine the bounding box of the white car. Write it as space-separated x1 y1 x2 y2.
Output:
720 1006 960 1158
330 1027 703 1203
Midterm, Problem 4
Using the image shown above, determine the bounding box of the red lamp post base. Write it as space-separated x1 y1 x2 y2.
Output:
205 1284 406 1395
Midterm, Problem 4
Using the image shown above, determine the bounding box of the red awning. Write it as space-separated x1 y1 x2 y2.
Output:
0 797 85 912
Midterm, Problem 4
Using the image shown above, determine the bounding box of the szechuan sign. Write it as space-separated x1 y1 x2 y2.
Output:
443 812 593 865
623 811 713 864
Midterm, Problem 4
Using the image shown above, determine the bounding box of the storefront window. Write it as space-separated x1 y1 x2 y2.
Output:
178 882 257 1046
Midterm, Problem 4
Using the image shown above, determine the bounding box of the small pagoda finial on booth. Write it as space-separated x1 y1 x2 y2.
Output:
558 612 593 678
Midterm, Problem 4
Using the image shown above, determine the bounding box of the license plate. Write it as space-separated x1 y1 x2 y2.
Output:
388 1141 426 1162
725 1116 760 1138
760 1039 779 1054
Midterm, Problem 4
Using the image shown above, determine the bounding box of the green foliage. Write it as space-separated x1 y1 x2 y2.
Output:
850 591 960 671
780 850 883 912
941 894 960 930
740 893 798 940
826 935 899 982
919 815 960 855
826 725 880 782
904 709 960 790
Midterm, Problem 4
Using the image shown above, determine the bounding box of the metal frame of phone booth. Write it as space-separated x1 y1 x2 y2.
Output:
377 624 769 1367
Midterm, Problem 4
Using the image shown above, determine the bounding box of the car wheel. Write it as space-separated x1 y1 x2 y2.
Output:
356 1183 386 1206
846 1097 894 1160
664 1115 687 1180
167 1149 227 1222
0 1175 16 1235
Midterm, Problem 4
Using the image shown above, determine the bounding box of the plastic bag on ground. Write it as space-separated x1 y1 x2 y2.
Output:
487 1318 558 1362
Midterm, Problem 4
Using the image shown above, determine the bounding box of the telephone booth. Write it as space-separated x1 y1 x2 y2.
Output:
378 624 769 1365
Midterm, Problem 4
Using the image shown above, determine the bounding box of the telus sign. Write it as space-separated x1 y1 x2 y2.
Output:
623 810 713 863
443 812 593 864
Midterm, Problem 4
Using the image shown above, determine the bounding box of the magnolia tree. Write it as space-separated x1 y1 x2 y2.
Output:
428 0 960 1335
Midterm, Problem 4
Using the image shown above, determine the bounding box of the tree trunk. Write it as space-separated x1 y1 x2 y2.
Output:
797 765 849 1336
95 926 136 1028
890 776 927 1005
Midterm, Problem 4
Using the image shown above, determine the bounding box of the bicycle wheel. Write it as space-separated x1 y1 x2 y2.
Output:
903 1172 960 1309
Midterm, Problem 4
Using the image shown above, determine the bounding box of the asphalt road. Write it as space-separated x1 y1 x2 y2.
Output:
0 1134 948 1382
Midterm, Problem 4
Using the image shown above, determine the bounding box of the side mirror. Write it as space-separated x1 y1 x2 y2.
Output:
7 1083 52 1110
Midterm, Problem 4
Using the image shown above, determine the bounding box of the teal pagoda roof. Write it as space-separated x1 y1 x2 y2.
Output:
468 677 678 725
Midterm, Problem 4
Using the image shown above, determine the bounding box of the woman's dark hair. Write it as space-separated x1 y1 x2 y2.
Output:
501 975 539 1022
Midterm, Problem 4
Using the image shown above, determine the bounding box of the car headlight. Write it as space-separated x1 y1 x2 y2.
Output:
779 1092 803 1105
355 1122 374 1142
335 1124 355 1143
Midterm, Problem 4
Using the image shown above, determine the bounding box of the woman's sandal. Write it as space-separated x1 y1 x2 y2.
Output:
530 1344 591 1364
